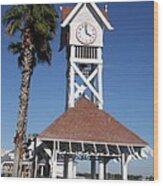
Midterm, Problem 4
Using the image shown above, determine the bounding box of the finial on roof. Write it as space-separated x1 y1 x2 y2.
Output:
104 4 108 13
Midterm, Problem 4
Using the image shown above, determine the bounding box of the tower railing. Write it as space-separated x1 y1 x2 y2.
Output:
74 46 98 59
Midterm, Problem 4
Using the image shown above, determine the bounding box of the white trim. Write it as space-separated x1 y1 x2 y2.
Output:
81 141 84 152
74 58 102 64
117 144 121 154
105 144 109 155
38 137 148 148
140 148 148 159
90 3 114 30
57 151 121 158
61 3 83 27
1 161 13 167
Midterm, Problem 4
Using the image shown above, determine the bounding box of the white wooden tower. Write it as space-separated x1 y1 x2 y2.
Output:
60 3 114 109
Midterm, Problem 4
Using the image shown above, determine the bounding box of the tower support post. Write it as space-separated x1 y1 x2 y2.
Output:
98 157 104 180
67 156 74 179
68 45 75 108
121 153 128 180
72 161 77 179
51 141 57 178
97 63 103 109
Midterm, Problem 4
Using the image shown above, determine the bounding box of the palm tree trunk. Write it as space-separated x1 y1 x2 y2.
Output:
13 28 34 177
13 65 33 177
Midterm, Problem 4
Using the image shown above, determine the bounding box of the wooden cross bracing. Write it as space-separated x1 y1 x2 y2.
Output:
67 45 104 109
68 61 103 109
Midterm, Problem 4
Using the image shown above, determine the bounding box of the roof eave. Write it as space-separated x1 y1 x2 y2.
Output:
90 2 114 31
38 136 148 147
61 3 83 27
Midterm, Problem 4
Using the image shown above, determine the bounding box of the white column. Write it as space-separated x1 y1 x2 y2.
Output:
91 156 96 179
121 154 128 180
97 47 103 109
34 154 38 178
68 157 73 179
73 162 77 179
98 158 104 180
69 45 75 108
40 166 44 177
51 141 57 178
98 64 103 109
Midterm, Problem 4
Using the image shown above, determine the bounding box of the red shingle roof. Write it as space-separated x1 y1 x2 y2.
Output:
39 97 147 146
61 6 109 22
61 7 73 22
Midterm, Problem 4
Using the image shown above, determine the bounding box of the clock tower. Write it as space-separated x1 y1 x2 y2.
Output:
60 3 113 109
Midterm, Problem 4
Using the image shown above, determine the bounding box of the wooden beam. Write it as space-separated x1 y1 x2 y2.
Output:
72 62 103 104
74 67 98 99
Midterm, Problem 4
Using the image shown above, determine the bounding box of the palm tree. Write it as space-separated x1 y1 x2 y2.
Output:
3 5 58 177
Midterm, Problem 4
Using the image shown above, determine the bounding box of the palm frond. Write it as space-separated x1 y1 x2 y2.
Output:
3 5 29 35
3 4 58 65
8 42 22 54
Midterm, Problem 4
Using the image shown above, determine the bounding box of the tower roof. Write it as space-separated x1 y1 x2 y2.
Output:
61 3 114 30
61 6 109 23
39 97 147 146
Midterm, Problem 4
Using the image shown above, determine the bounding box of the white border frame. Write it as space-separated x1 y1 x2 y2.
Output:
0 0 162 186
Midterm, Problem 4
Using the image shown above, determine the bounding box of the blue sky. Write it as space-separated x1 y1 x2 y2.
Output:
1 2 154 177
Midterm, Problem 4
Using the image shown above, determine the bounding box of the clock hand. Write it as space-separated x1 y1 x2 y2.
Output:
87 32 92 37
85 24 92 37
85 24 88 34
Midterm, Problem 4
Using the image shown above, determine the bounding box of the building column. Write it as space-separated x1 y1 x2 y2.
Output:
40 165 44 177
91 156 96 179
64 155 76 179
73 161 77 179
68 156 73 179
51 141 57 178
98 157 104 180
121 153 128 180
34 155 38 178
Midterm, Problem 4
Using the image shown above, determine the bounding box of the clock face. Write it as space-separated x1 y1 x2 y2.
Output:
76 22 97 45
